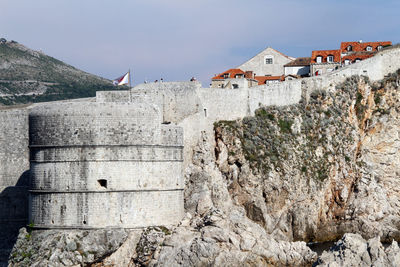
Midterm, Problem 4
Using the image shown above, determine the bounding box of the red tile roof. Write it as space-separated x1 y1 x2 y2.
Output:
311 50 341 64
340 41 391 53
212 68 245 80
254 75 284 85
342 52 375 63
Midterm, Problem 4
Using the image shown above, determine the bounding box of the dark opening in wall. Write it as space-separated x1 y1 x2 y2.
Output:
98 179 107 188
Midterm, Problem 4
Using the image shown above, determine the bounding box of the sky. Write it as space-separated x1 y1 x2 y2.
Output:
1 0 399 86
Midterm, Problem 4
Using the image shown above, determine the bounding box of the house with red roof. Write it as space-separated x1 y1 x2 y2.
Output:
340 40 391 66
340 41 391 55
311 40 392 76
310 49 341 76
254 75 285 85
211 68 259 89
211 47 295 88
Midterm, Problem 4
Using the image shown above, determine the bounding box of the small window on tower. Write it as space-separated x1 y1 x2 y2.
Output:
98 179 107 188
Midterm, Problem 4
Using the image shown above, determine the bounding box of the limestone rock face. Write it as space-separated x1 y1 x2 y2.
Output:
141 132 317 266
214 73 400 243
8 228 128 266
314 233 400 266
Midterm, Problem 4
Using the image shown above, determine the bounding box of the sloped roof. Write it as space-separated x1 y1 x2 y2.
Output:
254 75 285 85
211 68 245 80
268 47 294 60
284 57 311 67
342 52 375 62
340 41 392 52
236 47 294 68
311 50 341 64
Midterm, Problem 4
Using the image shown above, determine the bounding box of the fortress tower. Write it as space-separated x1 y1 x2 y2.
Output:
28 102 184 229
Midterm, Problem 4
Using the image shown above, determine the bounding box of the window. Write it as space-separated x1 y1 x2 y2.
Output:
327 55 334 63
223 73 229 79
265 55 273 64
366 46 372 51
355 58 361 63
316 56 322 63
377 45 383 51
347 45 353 51
235 74 243 78
232 84 239 89
344 59 350 65
265 58 273 64
98 179 107 188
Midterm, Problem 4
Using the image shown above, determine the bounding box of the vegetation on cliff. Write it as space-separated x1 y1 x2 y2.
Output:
216 71 400 182
214 70 400 243
0 40 121 105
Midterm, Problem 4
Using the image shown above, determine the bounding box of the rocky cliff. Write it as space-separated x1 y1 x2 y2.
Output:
0 40 117 105
214 72 400 244
8 71 400 266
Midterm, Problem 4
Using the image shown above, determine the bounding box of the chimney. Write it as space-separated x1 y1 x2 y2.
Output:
245 71 254 79
359 40 363 43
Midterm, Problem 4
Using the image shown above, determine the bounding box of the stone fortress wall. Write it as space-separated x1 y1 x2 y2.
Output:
0 109 29 261
29 102 184 229
0 46 399 260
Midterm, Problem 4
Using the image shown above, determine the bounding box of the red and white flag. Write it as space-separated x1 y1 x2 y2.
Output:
113 71 130 86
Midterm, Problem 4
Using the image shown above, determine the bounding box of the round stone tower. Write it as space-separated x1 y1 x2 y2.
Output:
28 102 184 229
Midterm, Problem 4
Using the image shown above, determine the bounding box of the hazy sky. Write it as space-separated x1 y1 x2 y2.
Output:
1 0 399 86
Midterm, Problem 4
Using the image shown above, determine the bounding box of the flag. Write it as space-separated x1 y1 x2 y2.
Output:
113 71 130 86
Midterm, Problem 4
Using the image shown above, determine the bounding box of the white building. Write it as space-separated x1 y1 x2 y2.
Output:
237 47 294 77
284 57 310 77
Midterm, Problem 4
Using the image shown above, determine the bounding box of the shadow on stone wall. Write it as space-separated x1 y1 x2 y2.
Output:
0 170 29 266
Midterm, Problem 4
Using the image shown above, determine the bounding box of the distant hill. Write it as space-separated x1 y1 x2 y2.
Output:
0 39 122 105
